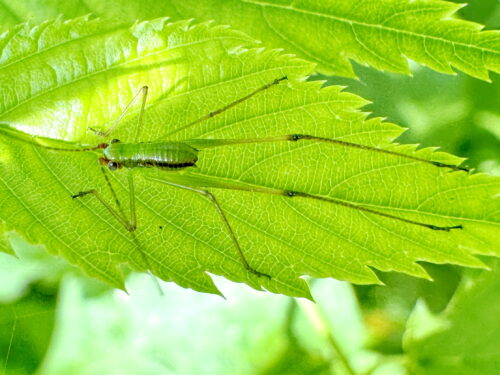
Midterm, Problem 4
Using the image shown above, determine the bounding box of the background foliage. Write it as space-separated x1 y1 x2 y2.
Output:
0 0 499 374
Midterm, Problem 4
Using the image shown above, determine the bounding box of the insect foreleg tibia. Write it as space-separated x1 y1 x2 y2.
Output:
187 134 469 172
149 179 271 279
88 85 149 139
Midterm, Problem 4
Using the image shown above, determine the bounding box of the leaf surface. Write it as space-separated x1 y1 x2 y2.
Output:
405 260 500 374
0 0 499 79
166 0 500 79
0 18 499 297
0 221 13 255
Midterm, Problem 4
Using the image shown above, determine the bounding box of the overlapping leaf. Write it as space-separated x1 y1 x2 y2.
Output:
405 261 500 375
164 0 500 79
0 18 499 297
0 0 499 79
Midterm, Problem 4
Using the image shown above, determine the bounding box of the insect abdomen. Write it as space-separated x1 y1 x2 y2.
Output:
104 142 198 169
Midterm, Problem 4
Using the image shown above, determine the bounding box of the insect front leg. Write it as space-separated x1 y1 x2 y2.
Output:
72 168 157 272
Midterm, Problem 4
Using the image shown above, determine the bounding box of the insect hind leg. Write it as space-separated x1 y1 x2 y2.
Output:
187 134 469 172
151 179 271 279
147 174 464 233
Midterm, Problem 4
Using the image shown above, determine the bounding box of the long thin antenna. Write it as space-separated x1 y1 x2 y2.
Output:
0 125 107 152
12 135 105 152
33 143 107 152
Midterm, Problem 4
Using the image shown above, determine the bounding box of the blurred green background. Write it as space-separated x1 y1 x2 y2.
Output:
0 1 499 374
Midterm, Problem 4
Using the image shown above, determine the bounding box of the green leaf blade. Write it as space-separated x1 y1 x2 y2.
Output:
405 261 500 375
0 18 498 297
167 0 500 79
1 1 499 79
0 17 259 140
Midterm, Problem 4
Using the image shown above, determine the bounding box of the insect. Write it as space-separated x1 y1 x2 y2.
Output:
10 76 467 279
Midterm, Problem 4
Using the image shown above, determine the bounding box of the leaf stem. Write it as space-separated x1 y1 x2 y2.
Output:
298 298 358 375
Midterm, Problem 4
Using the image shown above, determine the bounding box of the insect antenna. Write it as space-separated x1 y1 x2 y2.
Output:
34 143 107 152
0 125 107 152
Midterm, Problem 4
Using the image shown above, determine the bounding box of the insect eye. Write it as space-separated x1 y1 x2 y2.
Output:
108 161 119 171
110 139 120 144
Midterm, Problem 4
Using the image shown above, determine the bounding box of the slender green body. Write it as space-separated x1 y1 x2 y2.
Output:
103 141 198 169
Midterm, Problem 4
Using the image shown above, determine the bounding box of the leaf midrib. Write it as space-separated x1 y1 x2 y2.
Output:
0 19 126 72
0 34 253 119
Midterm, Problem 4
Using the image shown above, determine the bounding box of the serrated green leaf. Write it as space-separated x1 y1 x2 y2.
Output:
0 285 57 375
0 0 499 80
164 0 500 80
404 260 500 375
0 18 499 297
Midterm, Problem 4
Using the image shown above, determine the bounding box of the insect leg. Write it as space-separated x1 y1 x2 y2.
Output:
72 168 136 231
150 179 271 279
186 135 469 172
72 188 135 230
146 174 463 232
72 169 156 273
88 86 149 139
127 171 137 231
165 76 288 137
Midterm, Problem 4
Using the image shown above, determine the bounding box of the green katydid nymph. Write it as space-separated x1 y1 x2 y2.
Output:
9 76 467 279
